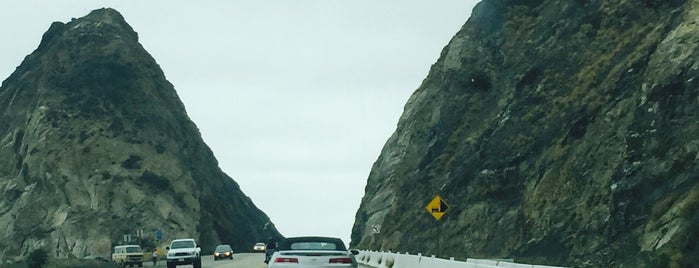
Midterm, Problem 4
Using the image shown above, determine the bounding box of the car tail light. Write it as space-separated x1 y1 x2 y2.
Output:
329 257 353 263
274 257 299 263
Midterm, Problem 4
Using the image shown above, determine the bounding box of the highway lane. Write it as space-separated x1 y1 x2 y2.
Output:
145 253 372 268
202 252 266 268
142 253 265 268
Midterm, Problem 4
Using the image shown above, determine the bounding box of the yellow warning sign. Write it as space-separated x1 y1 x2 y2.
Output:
426 195 449 220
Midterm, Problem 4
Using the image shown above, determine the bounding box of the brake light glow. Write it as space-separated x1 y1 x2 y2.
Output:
329 257 353 263
274 257 299 263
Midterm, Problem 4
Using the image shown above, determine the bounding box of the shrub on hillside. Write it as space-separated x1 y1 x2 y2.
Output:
47 259 116 268
26 249 48 268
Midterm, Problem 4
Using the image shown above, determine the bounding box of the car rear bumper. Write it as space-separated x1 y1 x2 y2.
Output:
213 254 232 259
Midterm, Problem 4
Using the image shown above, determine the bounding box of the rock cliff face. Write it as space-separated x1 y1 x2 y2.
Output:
352 0 698 267
0 8 280 261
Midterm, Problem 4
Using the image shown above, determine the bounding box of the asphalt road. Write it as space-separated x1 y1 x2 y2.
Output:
144 253 372 268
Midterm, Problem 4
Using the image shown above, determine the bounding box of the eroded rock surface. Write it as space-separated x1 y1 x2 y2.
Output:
351 1 698 267
0 8 280 261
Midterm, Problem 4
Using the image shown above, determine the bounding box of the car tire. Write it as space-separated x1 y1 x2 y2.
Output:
193 259 202 268
167 262 175 268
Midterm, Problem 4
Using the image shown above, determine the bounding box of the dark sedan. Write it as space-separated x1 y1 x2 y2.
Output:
213 244 233 261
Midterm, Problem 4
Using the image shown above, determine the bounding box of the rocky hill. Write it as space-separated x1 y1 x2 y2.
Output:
351 0 698 267
0 8 280 261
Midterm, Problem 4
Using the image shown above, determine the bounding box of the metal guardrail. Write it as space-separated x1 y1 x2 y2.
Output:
356 250 568 268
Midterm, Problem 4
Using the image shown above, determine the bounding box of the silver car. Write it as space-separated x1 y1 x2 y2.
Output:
267 236 358 268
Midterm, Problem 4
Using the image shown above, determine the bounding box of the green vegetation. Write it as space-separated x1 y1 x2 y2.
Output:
0 258 116 268
47 259 116 268
139 171 171 192
26 249 48 268
0 262 25 268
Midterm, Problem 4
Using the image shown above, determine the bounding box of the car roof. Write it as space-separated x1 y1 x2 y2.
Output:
171 239 197 244
115 245 141 248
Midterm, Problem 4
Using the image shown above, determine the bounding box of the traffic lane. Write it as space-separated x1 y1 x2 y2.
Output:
203 253 373 268
204 252 266 268
145 253 373 268
142 253 266 267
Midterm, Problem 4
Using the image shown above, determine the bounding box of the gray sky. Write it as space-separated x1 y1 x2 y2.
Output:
1 1 478 245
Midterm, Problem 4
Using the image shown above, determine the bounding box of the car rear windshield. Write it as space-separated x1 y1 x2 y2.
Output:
279 237 347 251
290 242 341 250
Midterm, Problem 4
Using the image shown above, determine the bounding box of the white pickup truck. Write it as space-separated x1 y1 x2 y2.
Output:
166 238 201 268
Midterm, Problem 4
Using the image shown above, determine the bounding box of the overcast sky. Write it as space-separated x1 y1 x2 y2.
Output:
1 1 479 246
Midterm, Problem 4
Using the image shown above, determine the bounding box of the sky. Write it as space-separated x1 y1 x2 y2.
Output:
0 1 479 246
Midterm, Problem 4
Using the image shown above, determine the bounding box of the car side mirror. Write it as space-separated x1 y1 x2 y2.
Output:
350 249 359 255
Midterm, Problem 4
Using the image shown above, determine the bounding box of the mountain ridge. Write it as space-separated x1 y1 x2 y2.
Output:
351 1 698 267
0 8 281 261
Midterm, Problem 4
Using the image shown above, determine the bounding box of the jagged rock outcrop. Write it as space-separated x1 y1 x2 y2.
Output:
0 8 281 261
351 0 698 267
